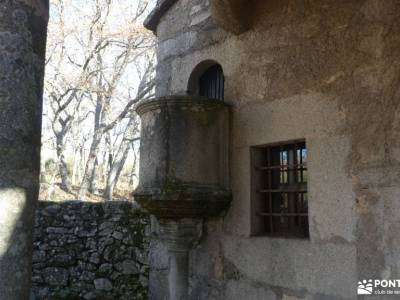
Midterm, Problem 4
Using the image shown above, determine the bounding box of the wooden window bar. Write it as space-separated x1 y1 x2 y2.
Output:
253 141 309 238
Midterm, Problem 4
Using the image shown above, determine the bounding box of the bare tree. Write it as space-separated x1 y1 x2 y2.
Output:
103 59 154 200
42 0 155 200
76 0 154 199
78 74 154 198
45 0 122 192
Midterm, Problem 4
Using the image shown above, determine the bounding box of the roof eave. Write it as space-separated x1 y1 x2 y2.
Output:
144 0 179 34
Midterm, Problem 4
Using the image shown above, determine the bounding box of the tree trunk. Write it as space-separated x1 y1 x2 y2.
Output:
129 149 138 187
72 148 79 186
79 133 102 198
88 157 98 194
78 147 85 184
104 140 130 200
55 134 72 192
104 132 113 183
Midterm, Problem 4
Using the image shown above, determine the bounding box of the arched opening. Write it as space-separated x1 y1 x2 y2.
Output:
187 60 225 101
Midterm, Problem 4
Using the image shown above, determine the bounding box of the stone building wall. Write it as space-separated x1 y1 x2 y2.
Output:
149 0 400 299
31 201 149 300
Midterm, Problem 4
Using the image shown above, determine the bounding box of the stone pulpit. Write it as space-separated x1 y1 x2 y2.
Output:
134 95 231 299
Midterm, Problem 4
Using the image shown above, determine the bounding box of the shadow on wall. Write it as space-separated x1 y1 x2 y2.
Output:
29 200 150 300
0 187 39 300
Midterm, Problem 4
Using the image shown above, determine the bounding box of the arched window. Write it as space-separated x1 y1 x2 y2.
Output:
199 64 224 100
188 61 225 101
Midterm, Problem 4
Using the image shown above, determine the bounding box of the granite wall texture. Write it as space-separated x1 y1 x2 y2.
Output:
148 0 400 299
0 1 48 298
31 201 149 300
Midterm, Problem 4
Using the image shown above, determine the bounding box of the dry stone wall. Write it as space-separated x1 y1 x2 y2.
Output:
31 201 149 300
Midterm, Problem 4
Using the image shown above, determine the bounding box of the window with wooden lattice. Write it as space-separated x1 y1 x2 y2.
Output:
251 140 309 238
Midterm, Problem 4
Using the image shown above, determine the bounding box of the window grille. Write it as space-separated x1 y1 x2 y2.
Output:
199 64 224 100
251 141 309 238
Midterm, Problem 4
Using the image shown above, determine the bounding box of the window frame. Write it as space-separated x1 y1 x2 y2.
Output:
250 139 309 239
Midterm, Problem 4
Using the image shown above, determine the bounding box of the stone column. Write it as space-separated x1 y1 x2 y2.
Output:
0 1 49 299
158 219 202 300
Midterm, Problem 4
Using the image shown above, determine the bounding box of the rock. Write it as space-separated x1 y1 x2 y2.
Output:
94 278 113 291
135 248 148 264
76 227 97 237
112 231 124 240
114 262 123 272
50 288 76 299
80 271 95 282
33 262 47 269
89 253 100 264
46 227 68 234
31 275 44 284
122 247 136 260
49 240 58 247
43 267 69 285
80 251 90 260
51 254 75 267
104 203 125 214
140 265 148 273
122 236 133 245
122 260 139 275
99 221 114 231
111 215 123 222
70 282 94 293
44 204 61 215
103 246 116 262
83 291 98 299
32 250 46 263
66 236 78 244
99 227 113 237
98 263 113 276
139 274 148 287
110 271 122 281
86 239 97 250
98 237 114 253
32 201 149 299
77 261 97 271
63 214 75 221
34 287 49 299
